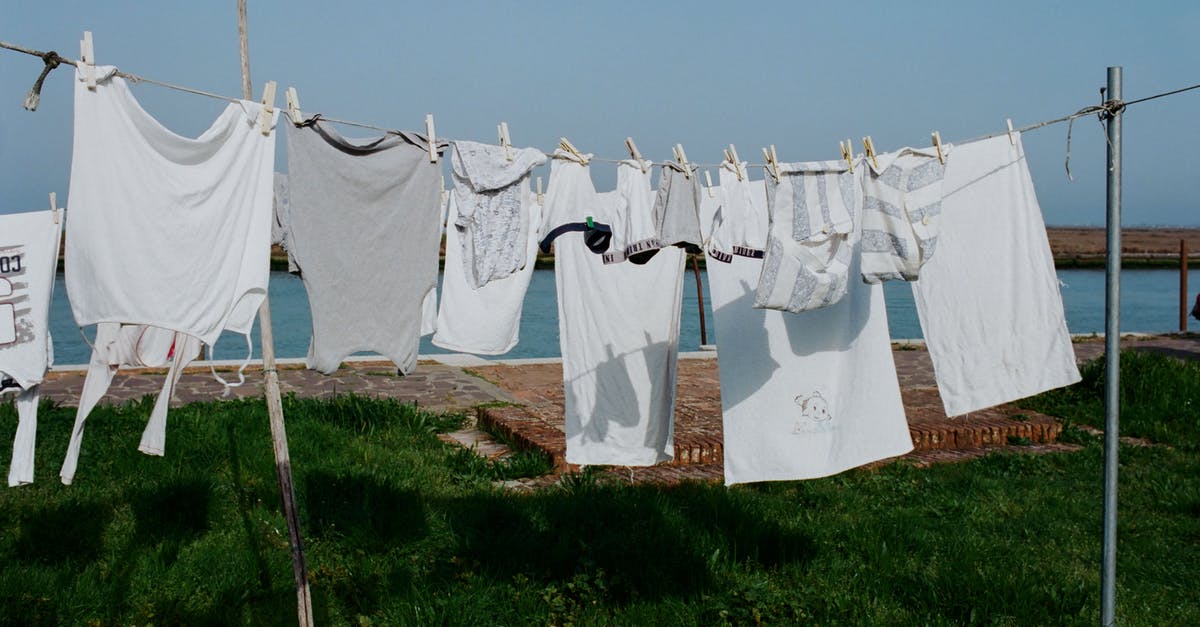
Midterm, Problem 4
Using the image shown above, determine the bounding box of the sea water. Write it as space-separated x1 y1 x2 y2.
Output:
46 268 1200 365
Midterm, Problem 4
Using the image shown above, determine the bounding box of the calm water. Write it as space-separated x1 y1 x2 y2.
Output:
47 269 1200 365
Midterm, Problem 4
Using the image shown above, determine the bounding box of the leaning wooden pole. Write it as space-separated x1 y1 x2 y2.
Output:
238 1 314 625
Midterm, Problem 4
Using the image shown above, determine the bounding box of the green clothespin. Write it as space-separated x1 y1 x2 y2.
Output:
586 216 594 228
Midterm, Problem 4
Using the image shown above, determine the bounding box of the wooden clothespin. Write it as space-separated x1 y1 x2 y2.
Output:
536 176 544 205
728 144 744 181
426 114 438 163
838 140 855 173
558 137 588 164
1006 119 1015 145
704 170 715 198
761 146 780 182
498 121 513 161
49 192 59 223
80 31 96 90
931 131 945 165
625 137 648 172
674 143 691 179
258 81 276 136
862 136 879 170
285 87 302 125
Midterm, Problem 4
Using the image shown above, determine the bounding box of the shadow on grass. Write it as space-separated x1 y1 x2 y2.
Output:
15 499 112 566
130 478 212 565
304 470 429 549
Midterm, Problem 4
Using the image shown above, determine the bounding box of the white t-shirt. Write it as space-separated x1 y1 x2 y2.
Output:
707 182 913 485
911 134 1080 416
65 65 275 347
0 208 62 389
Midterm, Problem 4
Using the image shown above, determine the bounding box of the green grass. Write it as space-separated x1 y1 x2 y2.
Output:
0 353 1197 625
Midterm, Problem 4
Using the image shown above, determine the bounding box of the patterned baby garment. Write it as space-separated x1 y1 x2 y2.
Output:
860 146 949 283
753 160 860 313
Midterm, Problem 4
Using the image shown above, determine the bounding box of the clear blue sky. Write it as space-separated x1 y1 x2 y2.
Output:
2 1 1197 225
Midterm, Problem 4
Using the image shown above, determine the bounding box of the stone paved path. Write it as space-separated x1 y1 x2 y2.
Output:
19 334 1199 486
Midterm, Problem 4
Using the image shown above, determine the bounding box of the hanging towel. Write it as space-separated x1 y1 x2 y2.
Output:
1 208 62 486
911 133 1080 416
754 160 859 313
860 146 948 283
543 157 685 466
707 182 912 485
432 188 541 355
450 140 547 288
283 119 442 374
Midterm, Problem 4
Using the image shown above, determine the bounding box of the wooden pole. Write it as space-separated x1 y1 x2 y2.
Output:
237 2 314 625
1182 239 1189 332
691 255 707 346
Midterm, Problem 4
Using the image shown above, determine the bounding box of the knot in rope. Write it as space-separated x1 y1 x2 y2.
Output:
22 50 63 111
1099 98 1126 119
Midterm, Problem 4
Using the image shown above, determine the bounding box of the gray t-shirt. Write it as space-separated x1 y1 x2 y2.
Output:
283 120 443 374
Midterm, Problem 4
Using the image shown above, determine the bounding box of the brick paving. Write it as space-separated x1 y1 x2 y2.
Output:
18 333 1198 487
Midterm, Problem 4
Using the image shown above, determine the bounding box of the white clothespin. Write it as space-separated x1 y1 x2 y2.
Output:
258 81 276 136
559 137 589 164
536 176 544 205
862 136 879 170
675 143 691 179
704 170 715 198
426 114 438 163
728 144 744 181
498 121 512 161
80 31 96 90
49 192 59 223
931 130 945 165
1006 118 1015 145
285 87 302 125
625 137 648 173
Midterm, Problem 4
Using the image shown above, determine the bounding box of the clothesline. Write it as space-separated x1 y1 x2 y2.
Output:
3 37 1199 169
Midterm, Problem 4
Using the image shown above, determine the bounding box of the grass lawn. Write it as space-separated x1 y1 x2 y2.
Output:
0 351 1197 625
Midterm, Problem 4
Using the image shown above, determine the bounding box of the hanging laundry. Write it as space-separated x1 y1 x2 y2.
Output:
63 65 276 484
450 140 546 288
706 179 912 485
543 153 685 466
629 162 704 263
538 150 612 255
420 189 451 338
432 188 541 355
860 146 948 283
707 160 768 263
753 160 859 313
282 119 442 374
1 208 62 486
911 134 1080 416
60 324 202 484
602 160 661 264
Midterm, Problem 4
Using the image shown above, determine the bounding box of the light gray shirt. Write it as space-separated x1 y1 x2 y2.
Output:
283 120 443 374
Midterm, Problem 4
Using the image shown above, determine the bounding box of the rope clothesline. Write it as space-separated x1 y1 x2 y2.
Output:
4 38 1200 170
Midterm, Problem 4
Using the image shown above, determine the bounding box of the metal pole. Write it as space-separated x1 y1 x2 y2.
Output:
691 255 707 345
1181 239 1188 332
1101 65 1122 627
237 2 314 625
